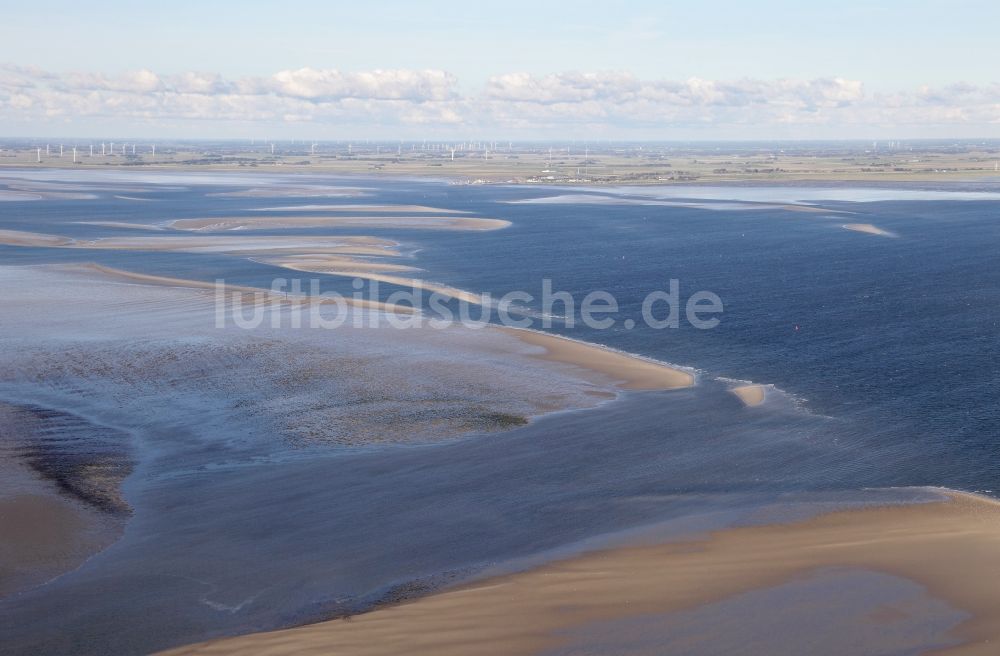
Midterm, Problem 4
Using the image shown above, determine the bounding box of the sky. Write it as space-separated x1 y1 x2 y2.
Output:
0 0 997 139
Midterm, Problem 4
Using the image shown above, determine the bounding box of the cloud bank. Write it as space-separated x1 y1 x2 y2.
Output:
1 64 998 137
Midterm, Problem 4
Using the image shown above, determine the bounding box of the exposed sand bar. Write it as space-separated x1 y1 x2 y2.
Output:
73 263 416 314
76 221 166 231
0 229 399 255
169 215 511 232
731 384 766 406
208 186 368 198
81 234 397 254
506 195 843 214
843 223 897 237
163 491 1000 656
0 229 74 247
249 204 470 214
255 254 420 275
296 269 487 306
502 328 694 390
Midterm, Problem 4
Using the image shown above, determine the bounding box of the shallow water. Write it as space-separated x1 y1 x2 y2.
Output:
1 169 999 653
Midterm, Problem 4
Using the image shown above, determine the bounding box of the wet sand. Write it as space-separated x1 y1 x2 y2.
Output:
503 328 695 390
249 204 470 214
169 215 511 232
207 186 368 198
0 403 126 599
0 228 399 256
0 229 74 247
76 221 166 231
73 263 417 314
268 267 487 305
255 254 420 274
843 223 896 237
731 384 766 406
162 491 1000 656
0 494 110 597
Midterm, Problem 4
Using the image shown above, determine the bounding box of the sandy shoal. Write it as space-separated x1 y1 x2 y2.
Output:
297 270 487 306
255 255 420 275
163 491 1000 656
731 384 766 406
843 223 896 237
0 229 399 256
0 229 74 247
76 221 165 231
71 263 416 314
169 216 511 232
207 186 368 198
501 328 694 390
249 204 470 214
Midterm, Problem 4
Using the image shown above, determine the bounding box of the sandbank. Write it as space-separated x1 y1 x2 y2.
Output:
162 491 1000 656
0 229 398 256
301 270 487 305
843 223 896 237
169 215 511 232
502 328 694 390
207 186 367 198
730 384 766 406
0 229 75 247
255 254 420 275
249 204 469 214
73 263 416 315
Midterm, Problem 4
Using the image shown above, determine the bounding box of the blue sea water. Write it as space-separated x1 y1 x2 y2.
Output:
1 169 999 653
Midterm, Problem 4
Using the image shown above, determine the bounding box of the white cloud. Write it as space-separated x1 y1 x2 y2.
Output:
0 64 997 136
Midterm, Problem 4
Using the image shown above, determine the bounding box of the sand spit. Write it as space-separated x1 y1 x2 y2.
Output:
76 221 166 231
255 254 421 275
0 228 399 256
163 491 1000 656
249 204 470 214
0 229 75 247
73 263 416 315
208 186 368 198
731 384 766 406
843 223 897 237
169 215 511 232
79 234 397 254
506 195 843 214
502 328 694 390
778 203 836 214
297 270 487 306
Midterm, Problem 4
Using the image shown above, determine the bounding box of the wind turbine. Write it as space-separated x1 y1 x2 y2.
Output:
36 148 41 162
